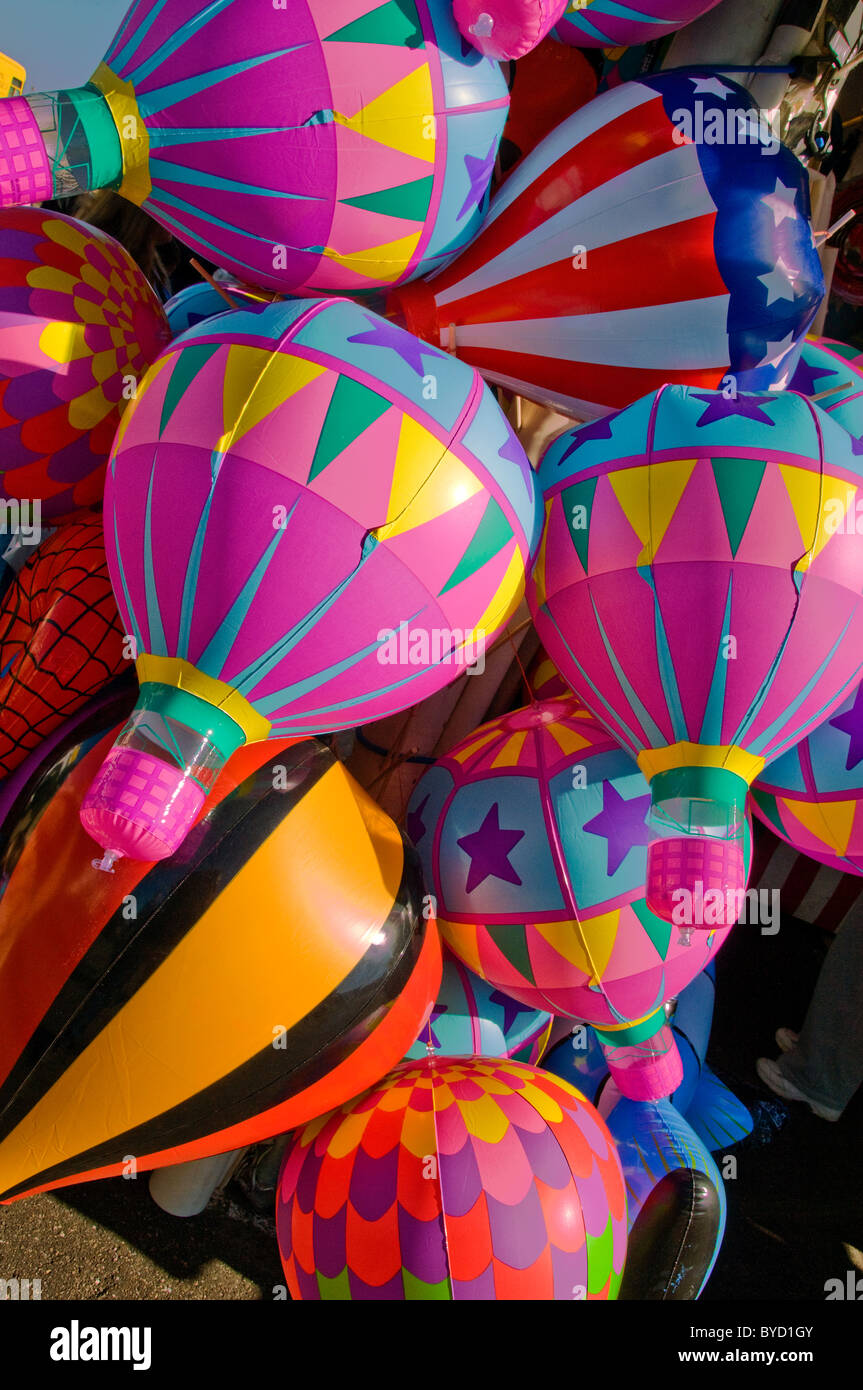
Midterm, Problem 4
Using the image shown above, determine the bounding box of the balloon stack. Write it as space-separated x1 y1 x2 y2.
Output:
0 0 856 1304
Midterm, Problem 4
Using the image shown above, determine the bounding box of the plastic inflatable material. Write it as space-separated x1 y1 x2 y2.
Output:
500 37 598 167
0 727 441 1204
529 386 863 925
163 282 272 337
403 947 553 1061
0 520 127 781
554 0 722 48
0 207 169 518
388 74 824 419
79 296 539 865
276 1056 627 1299
752 680 863 876
406 696 751 1098
0 1 509 295
454 0 568 58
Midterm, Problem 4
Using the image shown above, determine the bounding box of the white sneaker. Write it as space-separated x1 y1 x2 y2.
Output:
756 1057 842 1122
775 1027 799 1054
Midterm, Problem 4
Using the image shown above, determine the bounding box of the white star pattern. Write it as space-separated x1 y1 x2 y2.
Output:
756 329 799 383
758 258 798 306
763 180 799 227
690 76 731 99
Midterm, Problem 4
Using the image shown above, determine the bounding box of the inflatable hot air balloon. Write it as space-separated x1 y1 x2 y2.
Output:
0 520 127 780
404 947 553 1061
529 645 570 700
79 297 539 864
0 0 508 295
788 336 863 445
751 681 863 875
554 0 722 46
406 696 751 1098
0 726 440 1204
276 1056 627 1300
529 385 863 926
0 207 169 519
454 0 568 58
388 73 825 419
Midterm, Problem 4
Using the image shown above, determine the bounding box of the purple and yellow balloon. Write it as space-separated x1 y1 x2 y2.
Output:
528 386 863 926
0 0 508 295
80 297 540 864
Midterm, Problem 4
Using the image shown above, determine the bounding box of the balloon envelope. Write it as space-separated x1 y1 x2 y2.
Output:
81 296 539 862
406 696 742 1020
529 386 863 917
277 1055 627 1299
0 0 509 295
389 74 824 419
0 727 440 1203
0 207 169 518
0 519 127 780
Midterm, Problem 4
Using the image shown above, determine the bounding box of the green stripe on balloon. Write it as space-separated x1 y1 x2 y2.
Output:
698 576 733 746
562 476 598 574
316 1268 352 1300
711 457 766 556
326 0 424 48
586 1210 622 1296
341 175 434 222
160 343 221 433
440 496 513 596
402 1269 451 1300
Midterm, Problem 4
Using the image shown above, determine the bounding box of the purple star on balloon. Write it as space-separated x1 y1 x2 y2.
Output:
849 433 863 456
458 142 497 220
498 419 533 492
407 794 429 847
488 989 530 1035
789 357 836 397
829 685 863 770
457 803 524 893
583 781 651 876
556 413 616 467
347 314 436 377
420 1002 449 1049
692 393 776 428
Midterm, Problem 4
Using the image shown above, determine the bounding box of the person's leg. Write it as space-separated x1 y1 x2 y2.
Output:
770 912 863 1115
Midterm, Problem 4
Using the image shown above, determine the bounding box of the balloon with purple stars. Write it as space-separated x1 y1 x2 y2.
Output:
404 947 553 1061
751 680 863 875
788 335 863 450
405 695 750 1028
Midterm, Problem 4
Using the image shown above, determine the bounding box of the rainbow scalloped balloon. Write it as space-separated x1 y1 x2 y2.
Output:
277 1055 626 1300
0 207 169 520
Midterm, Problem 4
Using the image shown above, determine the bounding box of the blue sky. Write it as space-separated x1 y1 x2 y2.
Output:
2 0 132 92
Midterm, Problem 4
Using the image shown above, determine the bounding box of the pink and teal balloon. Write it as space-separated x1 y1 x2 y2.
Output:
405 696 744 1026
554 0 721 46
527 386 863 925
404 948 553 1061
0 207 169 519
788 336 863 446
455 0 568 58
0 0 509 295
80 297 539 863
751 681 863 875
276 1055 627 1300
388 73 824 419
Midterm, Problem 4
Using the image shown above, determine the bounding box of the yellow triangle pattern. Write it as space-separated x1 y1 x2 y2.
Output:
782 796 857 855
546 722 593 758
218 347 326 453
491 731 528 769
374 423 483 537
321 230 423 283
535 910 619 980
113 351 175 454
333 65 435 164
608 458 697 565
471 543 524 638
451 727 505 766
